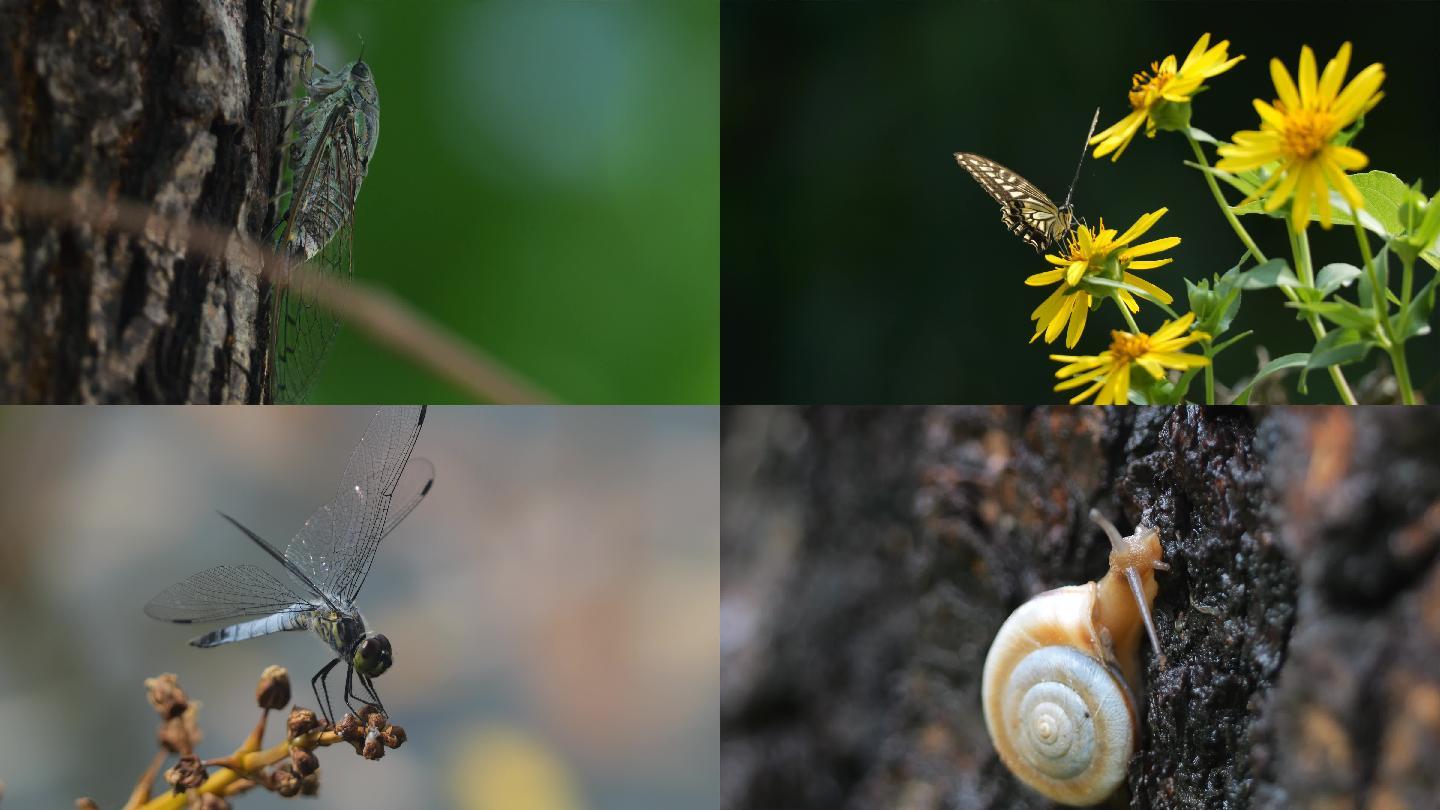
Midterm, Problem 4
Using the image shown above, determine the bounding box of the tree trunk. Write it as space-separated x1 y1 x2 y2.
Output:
721 406 1440 809
0 0 310 402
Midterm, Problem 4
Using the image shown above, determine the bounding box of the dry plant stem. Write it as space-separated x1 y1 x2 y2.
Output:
1186 132 1357 404
135 727 341 810
124 750 168 809
9 183 556 404
1352 218 1415 403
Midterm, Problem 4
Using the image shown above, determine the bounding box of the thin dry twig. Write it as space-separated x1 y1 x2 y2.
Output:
6 181 556 404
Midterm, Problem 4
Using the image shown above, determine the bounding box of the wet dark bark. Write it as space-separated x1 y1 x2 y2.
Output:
0 0 309 402
721 406 1440 810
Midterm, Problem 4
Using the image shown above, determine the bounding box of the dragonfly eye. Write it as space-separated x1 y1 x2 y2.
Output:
354 633 393 677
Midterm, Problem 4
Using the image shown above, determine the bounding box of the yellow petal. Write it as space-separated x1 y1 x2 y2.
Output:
1045 294 1077 343
1324 161 1365 209
1065 297 1090 348
1270 57 1300 110
1253 98 1287 130
1123 235 1180 258
1127 258 1173 271
1150 352 1211 370
1290 163 1315 231
1115 208 1168 246
1103 365 1131 405
1317 42 1351 106
1055 363 1110 387
1313 164 1334 228
1030 285 1067 327
1297 45 1317 108
1026 269 1066 286
1135 356 1167 379
1182 33 1213 69
1121 273 1174 304
1332 63 1385 122
1202 54 1245 79
1153 312 1196 342
1264 163 1302 212
1328 144 1368 171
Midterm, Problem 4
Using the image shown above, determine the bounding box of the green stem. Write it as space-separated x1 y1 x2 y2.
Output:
1287 227 1358 404
1204 350 1216 405
1115 296 1141 333
1352 219 1414 404
1186 133 1268 264
1186 132 1355 403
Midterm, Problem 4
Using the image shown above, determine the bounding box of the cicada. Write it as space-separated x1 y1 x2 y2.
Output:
269 30 379 403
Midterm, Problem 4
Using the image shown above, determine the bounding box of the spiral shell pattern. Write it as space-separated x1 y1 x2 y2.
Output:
986 645 1135 805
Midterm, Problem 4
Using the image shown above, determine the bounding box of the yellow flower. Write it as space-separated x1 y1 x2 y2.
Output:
1091 33 1245 161
1049 313 1211 405
1027 208 1180 347
1216 42 1384 232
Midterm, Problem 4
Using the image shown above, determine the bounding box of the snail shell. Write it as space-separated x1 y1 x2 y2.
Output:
981 511 1165 806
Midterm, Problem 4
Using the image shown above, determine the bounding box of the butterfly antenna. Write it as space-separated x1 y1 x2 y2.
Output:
1061 107 1101 214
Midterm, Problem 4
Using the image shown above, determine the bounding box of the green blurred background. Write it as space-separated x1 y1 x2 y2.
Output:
723 1 1440 404
303 1 717 403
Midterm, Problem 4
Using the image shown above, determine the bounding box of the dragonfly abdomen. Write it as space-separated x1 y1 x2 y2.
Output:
190 609 312 648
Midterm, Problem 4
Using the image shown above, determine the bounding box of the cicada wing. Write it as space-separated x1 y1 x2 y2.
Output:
270 117 362 404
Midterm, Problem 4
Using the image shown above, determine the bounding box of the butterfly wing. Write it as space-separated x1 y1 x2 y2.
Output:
954 152 1072 252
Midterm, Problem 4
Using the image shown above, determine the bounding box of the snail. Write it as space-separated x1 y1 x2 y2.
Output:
981 509 1168 806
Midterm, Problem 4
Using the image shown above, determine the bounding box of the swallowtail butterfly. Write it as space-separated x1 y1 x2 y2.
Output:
954 109 1100 253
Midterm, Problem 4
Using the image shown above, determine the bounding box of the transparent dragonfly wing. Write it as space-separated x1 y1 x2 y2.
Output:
271 95 364 404
143 564 315 624
283 406 429 604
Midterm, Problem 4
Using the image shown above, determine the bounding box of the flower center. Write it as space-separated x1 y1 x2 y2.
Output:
1109 330 1151 362
1129 61 1173 110
1279 108 1336 160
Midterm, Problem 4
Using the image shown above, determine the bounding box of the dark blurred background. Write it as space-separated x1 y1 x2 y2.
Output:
0 407 717 809
722 1 1440 404
302 2 717 403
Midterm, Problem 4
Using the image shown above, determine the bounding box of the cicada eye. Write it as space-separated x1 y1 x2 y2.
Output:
352 61 370 78
354 633 393 677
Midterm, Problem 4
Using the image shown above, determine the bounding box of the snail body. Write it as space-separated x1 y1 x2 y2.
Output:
981 511 1166 806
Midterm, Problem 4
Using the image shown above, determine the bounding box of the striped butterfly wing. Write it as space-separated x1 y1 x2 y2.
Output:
954 152 1073 252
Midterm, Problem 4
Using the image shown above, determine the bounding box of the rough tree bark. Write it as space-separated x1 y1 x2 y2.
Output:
721 406 1440 809
0 0 311 402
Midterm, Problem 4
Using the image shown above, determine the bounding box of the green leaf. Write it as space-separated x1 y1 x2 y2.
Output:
1187 127 1218 145
1231 353 1309 405
1185 161 1262 198
1289 300 1378 331
1209 329 1254 358
1238 259 1300 290
1173 366 1205 402
1315 263 1363 296
1349 170 1410 234
1305 339 1373 371
1083 276 1180 317
1397 274 1438 340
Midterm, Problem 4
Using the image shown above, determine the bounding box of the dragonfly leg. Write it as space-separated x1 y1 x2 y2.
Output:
358 672 385 715
310 657 342 726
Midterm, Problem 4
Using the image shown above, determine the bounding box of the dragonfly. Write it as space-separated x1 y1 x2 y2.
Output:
145 406 433 726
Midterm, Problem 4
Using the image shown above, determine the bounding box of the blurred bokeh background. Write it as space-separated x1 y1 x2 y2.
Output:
723 2 1440 404
298 2 717 403
0 407 718 809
